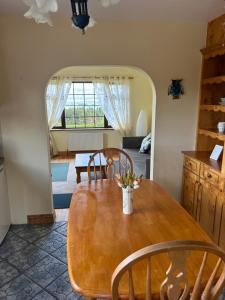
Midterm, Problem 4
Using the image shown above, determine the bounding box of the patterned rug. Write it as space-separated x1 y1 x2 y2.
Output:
51 163 69 182
53 193 72 209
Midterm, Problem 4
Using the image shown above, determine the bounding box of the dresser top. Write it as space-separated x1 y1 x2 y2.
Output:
182 151 222 173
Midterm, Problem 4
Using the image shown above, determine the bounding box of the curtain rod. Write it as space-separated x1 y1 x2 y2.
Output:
52 76 134 80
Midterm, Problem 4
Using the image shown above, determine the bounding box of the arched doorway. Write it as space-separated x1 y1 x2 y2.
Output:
45 65 156 217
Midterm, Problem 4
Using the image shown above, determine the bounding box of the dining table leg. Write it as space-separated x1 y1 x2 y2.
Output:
76 168 81 184
101 166 107 179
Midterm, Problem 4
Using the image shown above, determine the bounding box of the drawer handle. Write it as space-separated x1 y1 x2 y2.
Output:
207 173 212 178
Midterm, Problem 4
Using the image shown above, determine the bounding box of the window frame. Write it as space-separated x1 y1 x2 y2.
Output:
53 81 112 130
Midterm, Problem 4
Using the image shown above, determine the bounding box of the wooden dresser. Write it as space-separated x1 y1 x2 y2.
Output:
182 151 225 249
182 14 225 250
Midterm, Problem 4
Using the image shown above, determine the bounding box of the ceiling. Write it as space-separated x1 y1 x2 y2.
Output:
0 0 224 22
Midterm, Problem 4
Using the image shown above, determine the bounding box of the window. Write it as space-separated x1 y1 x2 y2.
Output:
54 82 111 129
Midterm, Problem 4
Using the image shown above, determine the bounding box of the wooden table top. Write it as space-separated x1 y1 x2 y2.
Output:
67 179 213 299
74 153 106 168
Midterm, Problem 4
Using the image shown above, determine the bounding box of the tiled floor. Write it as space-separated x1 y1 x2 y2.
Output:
0 222 83 300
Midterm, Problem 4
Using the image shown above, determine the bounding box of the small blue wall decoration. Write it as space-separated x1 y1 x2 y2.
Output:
168 79 184 99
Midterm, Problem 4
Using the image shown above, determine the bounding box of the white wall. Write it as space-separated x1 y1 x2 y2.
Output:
0 17 206 223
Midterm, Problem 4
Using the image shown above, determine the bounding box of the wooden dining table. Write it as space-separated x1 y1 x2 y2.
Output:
67 179 215 299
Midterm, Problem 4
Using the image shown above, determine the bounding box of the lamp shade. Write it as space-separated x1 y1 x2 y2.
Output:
136 110 148 137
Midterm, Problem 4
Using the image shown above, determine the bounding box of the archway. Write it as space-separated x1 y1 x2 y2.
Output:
45 65 156 215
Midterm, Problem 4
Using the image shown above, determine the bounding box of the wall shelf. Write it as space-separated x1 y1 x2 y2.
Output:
201 44 225 60
202 75 225 85
198 128 225 142
200 105 225 112
182 14 225 252
196 14 225 172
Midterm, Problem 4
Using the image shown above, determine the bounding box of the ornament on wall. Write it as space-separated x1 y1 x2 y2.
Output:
168 79 184 99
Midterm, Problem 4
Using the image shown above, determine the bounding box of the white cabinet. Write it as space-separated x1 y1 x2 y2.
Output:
0 165 10 243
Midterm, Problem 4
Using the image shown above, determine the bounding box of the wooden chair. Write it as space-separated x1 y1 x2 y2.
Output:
87 148 133 181
111 240 225 300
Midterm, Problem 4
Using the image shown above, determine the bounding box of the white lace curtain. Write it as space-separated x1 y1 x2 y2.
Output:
46 77 71 155
45 76 131 155
94 77 131 136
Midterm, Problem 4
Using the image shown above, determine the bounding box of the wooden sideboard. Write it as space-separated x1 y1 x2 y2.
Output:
181 14 225 250
182 151 225 250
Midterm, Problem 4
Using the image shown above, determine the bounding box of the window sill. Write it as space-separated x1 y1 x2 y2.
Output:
50 128 114 132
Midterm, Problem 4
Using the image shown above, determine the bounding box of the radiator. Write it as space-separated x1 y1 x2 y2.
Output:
67 132 103 151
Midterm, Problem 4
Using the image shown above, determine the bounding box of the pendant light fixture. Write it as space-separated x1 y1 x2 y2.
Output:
23 0 120 33
70 0 90 34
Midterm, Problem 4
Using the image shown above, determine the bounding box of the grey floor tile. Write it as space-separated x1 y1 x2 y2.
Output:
35 231 66 254
0 261 19 288
25 255 67 288
14 223 64 243
32 222 67 235
55 223 67 237
51 244 67 264
7 244 48 271
14 226 51 243
46 271 82 300
67 293 84 300
0 274 41 300
11 223 66 242
218 289 225 300
50 222 67 230
0 232 29 259
10 224 28 234
33 290 56 300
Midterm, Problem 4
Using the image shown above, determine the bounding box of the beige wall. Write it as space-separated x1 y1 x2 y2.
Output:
51 66 153 151
0 16 206 223
0 123 3 157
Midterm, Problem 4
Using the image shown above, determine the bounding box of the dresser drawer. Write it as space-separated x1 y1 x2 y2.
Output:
184 156 200 174
201 165 220 187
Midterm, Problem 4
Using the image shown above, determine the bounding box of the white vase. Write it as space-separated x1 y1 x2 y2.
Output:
217 122 225 133
122 187 133 215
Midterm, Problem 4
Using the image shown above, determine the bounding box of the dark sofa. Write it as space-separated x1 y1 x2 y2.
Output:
122 137 150 179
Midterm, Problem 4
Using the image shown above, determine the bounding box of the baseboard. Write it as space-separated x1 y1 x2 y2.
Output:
27 213 55 224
